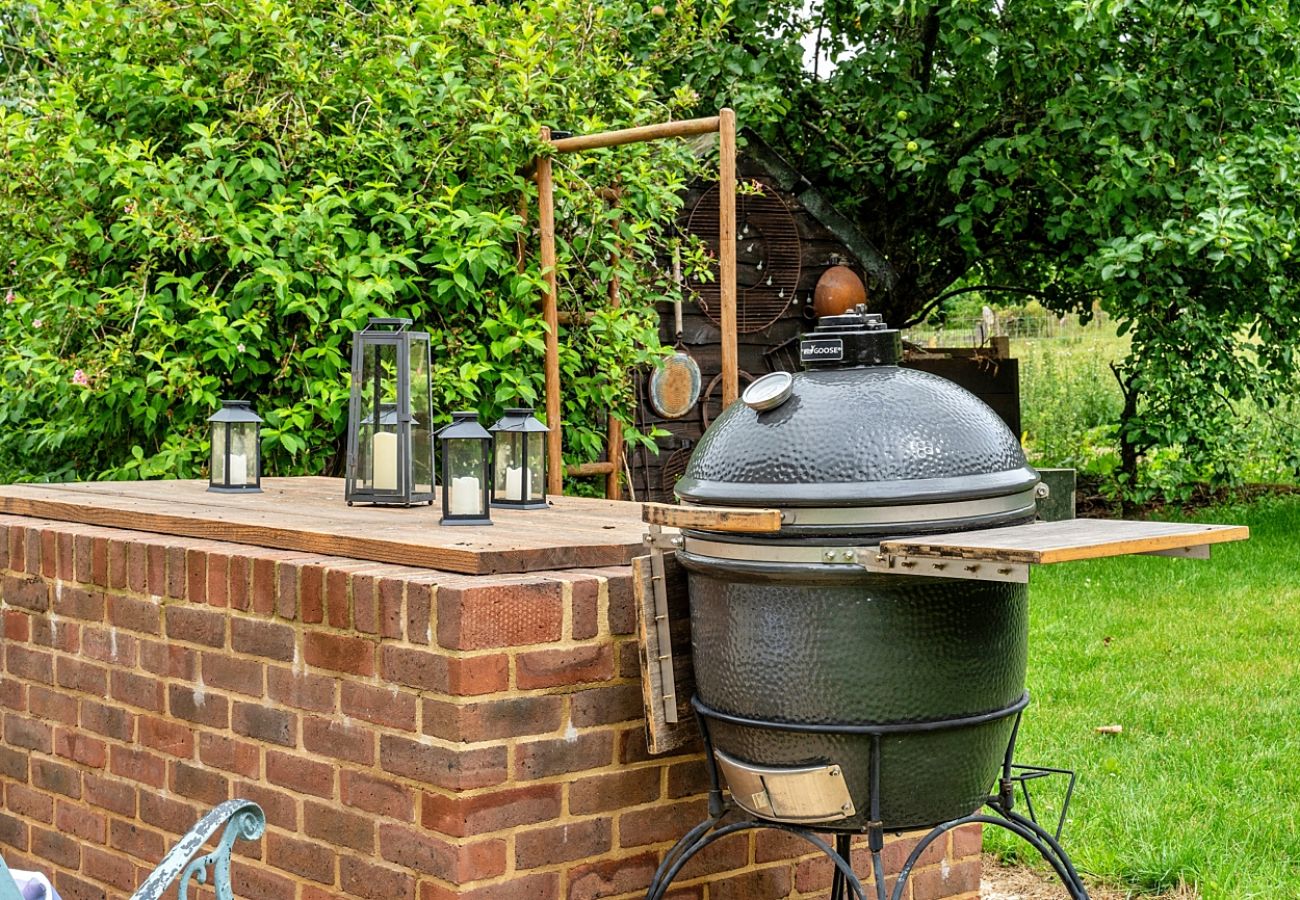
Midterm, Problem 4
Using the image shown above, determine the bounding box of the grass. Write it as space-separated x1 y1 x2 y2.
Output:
986 496 1300 898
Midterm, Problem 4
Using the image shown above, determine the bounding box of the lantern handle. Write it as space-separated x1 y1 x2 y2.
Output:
363 317 412 331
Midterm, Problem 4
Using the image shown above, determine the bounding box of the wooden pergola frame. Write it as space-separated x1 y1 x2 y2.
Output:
533 109 738 496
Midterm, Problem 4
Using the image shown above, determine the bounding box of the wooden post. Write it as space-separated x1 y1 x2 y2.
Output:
719 108 738 407
607 245 624 501
536 127 563 496
550 117 722 153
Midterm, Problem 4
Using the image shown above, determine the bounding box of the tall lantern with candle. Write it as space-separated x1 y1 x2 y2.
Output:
436 412 492 526
489 407 548 509
344 317 435 507
208 400 263 493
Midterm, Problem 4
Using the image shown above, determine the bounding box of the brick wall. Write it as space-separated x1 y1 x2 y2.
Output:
0 514 982 899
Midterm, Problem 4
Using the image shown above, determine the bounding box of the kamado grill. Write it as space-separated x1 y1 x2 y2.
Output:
636 307 1249 900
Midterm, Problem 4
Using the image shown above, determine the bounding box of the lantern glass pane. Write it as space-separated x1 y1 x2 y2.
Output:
527 432 545 501
409 339 433 495
494 433 526 503
359 341 399 493
446 439 486 517
230 422 258 486
211 423 227 486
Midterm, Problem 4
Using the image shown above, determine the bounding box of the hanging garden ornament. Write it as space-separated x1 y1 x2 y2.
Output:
344 317 435 507
208 401 262 493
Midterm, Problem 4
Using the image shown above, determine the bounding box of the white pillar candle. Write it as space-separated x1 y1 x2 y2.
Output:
229 453 248 485
505 466 524 501
450 475 482 515
372 432 398 491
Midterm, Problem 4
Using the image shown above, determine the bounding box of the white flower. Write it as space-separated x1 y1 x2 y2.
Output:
32 318 42 329
237 343 246 354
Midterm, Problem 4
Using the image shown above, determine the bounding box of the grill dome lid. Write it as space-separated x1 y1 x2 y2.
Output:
674 309 1037 517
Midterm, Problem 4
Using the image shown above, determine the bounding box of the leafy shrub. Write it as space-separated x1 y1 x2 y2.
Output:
0 0 708 484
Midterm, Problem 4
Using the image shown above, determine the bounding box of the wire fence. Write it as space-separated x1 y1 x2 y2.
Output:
902 310 1117 347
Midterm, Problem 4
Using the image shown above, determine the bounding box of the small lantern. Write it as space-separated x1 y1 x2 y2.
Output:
489 407 548 509
344 317 435 507
208 400 262 493
437 412 492 526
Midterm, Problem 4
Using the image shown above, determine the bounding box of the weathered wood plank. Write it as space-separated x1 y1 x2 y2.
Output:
642 502 781 533
882 519 1249 565
0 478 646 575
633 553 699 755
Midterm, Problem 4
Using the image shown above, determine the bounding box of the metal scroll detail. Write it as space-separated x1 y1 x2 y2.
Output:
129 799 266 900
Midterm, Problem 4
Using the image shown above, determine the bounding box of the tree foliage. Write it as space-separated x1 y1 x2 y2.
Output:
670 0 1300 498
0 0 707 483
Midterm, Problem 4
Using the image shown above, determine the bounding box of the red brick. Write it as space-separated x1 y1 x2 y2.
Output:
4 525 23 574
83 774 136 817
341 771 415 821
437 579 563 650
56 656 108 696
229 555 250 610
380 735 507 791
54 728 107 768
378 577 404 639
0 814 27 854
168 684 228 728
56 799 106 845
5 644 54 685
620 798 707 848
0 745 28 781
571 579 600 640
80 625 137 666
252 557 276 615
127 541 148 594
3 574 48 611
678 830 748 880
421 873 559 900
0 678 23 713
380 644 452 692
305 800 374 853
28 684 77 725
304 631 374 675
32 758 82 799
201 551 228 607
165 604 225 647
443 654 510 695
303 716 374 765
109 746 165 789
139 791 200 836
605 572 636 634
352 573 378 634
421 784 562 838
181 548 207 603
105 539 127 590
201 652 264 697
139 639 194 678
7 784 53 822
199 732 261 778
423 695 562 742
406 582 432 644
268 832 335 884
516 818 610 869
882 831 945 871
24 529 42 576
267 749 334 799
571 682 642 727
32 825 80 869
229 616 295 661
380 823 505 882
340 856 416 900
277 562 300 620
53 586 105 622
40 530 57 580
109 669 165 713
231 860 297 900
106 594 160 634
267 666 335 712
165 546 187 599
230 701 296 746
710 866 791 900
234 781 298 831
515 732 614 781
952 822 982 859
911 858 981 900
567 850 658 900
325 567 351 628
171 760 230 805
3 608 29 641
56 532 74 582
667 761 710 799
341 681 417 731
569 768 661 815
5 714 53 752
301 564 325 624
137 716 194 759
84 845 134 892
145 544 167 596
30 614 78 652
517 645 615 689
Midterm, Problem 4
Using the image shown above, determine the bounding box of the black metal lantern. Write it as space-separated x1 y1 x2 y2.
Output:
344 317 435 507
436 412 493 526
489 407 548 509
207 400 262 493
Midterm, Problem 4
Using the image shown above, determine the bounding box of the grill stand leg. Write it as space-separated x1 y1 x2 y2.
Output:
645 708 1092 900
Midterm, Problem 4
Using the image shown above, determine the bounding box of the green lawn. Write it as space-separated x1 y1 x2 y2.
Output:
987 497 1300 897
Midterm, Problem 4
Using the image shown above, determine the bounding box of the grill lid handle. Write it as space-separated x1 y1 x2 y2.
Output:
642 502 782 533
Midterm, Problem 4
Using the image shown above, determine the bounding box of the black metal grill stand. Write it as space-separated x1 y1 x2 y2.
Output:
645 701 1091 900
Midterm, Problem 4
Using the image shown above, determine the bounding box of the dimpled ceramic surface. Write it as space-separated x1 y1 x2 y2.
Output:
675 366 1036 508
687 564 1028 829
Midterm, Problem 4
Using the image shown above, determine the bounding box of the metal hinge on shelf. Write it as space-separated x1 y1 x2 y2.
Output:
643 525 681 724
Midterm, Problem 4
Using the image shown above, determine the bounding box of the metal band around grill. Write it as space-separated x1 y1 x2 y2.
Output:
681 488 1036 529
681 536 1031 583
